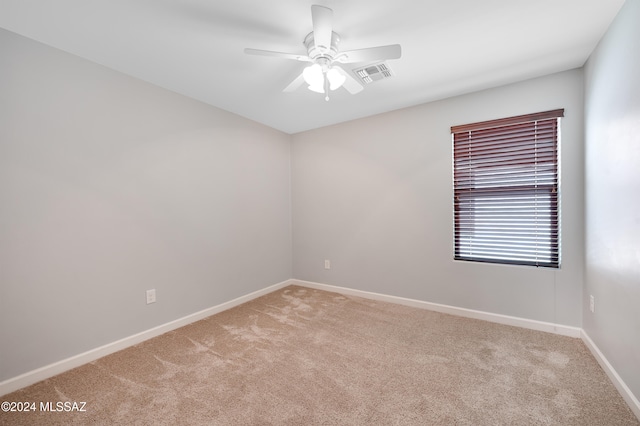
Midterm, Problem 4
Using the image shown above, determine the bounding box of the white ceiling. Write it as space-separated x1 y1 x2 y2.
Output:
0 0 626 134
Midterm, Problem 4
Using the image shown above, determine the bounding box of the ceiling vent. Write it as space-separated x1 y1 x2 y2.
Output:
352 61 394 85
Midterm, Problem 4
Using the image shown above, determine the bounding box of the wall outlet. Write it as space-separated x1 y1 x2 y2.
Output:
589 295 595 313
324 259 331 270
146 289 156 305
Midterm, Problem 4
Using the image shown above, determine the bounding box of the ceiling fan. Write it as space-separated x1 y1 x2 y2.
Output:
244 5 401 101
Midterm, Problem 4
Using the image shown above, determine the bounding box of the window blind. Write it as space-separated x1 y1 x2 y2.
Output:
451 109 563 268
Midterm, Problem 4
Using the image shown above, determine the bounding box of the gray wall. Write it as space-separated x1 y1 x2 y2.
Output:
584 0 640 402
0 29 292 382
292 69 585 327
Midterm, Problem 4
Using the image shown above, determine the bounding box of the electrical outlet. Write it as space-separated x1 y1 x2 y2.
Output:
324 259 331 270
589 295 595 313
146 289 156 305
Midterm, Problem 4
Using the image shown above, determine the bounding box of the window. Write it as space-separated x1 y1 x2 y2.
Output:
451 109 563 268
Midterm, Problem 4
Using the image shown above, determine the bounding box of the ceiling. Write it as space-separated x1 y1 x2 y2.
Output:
0 0 626 134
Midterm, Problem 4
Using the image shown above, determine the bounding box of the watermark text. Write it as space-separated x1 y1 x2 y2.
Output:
2 401 87 412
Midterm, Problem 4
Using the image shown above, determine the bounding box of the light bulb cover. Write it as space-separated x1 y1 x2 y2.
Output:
303 64 323 87
303 63 346 95
327 68 346 91
308 83 325 93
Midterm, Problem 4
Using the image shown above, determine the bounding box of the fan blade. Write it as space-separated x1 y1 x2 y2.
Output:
244 48 311 62
311 5 333 50
333 66 363 94
336 44 402 63
283 73 305 92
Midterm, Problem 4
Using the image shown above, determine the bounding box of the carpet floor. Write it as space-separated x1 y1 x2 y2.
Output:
1 285 638 425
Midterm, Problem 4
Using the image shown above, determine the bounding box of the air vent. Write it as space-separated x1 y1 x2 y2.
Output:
352 61 394 85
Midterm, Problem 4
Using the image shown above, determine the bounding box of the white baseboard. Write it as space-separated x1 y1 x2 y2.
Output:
293 279 582 338
581 330 640 420
0 279 294 397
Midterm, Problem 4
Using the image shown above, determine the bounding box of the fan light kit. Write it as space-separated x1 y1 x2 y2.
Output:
245 5 401 101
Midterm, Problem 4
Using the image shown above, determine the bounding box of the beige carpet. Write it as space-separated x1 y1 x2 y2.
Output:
1 285 638 425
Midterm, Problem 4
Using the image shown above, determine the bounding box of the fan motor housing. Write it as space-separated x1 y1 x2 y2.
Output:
304 31 341 60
